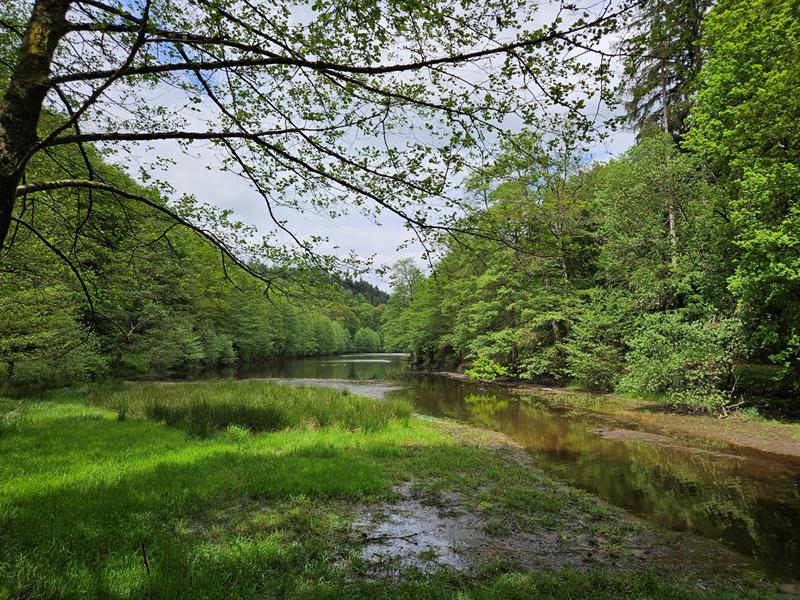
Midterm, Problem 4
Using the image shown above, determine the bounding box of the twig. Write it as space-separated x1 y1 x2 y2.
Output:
140 542 150 574
362 532 419 544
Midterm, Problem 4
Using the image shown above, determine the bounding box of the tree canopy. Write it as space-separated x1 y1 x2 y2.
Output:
1 0 629 280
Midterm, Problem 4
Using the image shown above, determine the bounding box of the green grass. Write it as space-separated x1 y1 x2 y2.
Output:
0 383 777 599
91 381 412 438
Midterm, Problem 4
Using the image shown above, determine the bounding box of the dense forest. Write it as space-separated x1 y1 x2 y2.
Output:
0 119 385 388
381 0 800 413
1 0 798 416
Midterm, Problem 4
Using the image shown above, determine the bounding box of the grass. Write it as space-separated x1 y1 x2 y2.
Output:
91 381 412 438
0 382 779 599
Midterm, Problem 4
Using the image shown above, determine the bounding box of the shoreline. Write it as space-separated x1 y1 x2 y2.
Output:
3 383 796 595
432 370 800 460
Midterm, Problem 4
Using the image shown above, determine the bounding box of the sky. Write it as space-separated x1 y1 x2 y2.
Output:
89 0 639 292
141 128 637 291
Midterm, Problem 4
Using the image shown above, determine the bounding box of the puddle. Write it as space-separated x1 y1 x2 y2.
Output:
352 482 643 575
353 483 483 572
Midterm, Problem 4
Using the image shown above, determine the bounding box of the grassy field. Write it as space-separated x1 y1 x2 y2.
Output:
0 382 779 599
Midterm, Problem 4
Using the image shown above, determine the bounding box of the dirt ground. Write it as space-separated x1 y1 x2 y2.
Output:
352 421 794 596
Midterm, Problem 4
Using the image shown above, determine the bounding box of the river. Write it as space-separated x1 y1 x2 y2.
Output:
221 352 800 579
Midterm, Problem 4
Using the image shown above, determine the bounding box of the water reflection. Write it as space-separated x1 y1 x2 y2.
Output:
221 353 800 579
235 353 409 381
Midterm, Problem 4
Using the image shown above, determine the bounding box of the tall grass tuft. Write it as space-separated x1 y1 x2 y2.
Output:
91 381 411 438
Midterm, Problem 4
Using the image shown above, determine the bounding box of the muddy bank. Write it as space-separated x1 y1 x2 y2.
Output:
351 420 793 595
436 370 800 459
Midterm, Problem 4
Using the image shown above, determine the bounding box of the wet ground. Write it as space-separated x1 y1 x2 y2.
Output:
200 354 800 581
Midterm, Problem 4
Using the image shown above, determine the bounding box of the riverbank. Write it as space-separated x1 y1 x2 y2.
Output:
439 371 800 459
0 382 793 598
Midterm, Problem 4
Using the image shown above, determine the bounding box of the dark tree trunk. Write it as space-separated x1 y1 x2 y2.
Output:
0 0 71 248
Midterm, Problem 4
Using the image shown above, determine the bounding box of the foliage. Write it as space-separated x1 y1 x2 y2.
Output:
0 119 385 388
618 314 743 412
0 0 625 294
351 327 383 353
597 132 723 312
464 356 509 381
564 290 637 391
0 282 108 389
619 0 710 137
684 0 800 387
382 126 784 410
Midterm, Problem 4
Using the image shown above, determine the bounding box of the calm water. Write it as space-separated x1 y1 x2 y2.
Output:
230 353 800 578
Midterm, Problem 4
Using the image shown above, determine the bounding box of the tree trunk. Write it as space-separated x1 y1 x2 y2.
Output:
550 319 561 343
660 60 669 134
659 65 678 267
668 200 678 267
0 0 71 249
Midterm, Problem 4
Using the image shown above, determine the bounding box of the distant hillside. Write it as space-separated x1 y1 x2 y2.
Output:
342 278 390 306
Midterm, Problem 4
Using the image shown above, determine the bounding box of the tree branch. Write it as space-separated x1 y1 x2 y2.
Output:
15 179 281 290
50 7 631 85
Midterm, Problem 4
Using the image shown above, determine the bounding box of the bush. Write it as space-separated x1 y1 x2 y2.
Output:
465 355 509 381
617 313 743 412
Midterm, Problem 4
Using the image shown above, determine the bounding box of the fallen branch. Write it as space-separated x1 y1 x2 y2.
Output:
361 532 419 544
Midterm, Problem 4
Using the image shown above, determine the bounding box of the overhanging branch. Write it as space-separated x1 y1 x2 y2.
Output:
15 179 281 291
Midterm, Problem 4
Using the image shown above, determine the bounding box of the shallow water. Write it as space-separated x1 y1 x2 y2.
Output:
227 353 800 579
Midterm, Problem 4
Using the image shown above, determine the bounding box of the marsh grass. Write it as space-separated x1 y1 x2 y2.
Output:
92 381 412 438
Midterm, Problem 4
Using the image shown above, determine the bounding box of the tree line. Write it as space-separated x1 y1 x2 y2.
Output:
382 0 800 412
0 116 385 389
0 0 630 390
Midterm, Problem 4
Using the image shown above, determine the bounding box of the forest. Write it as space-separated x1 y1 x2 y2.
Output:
0 0 797 422
382 0 800 413
0 0 797 419
0 109 386 388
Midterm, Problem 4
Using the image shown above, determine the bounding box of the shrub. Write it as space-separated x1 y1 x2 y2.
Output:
617 313 744 412
465 355 509 381
220 424 253 444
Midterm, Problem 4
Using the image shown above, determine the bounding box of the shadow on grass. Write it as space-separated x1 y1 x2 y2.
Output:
1 411 471 598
